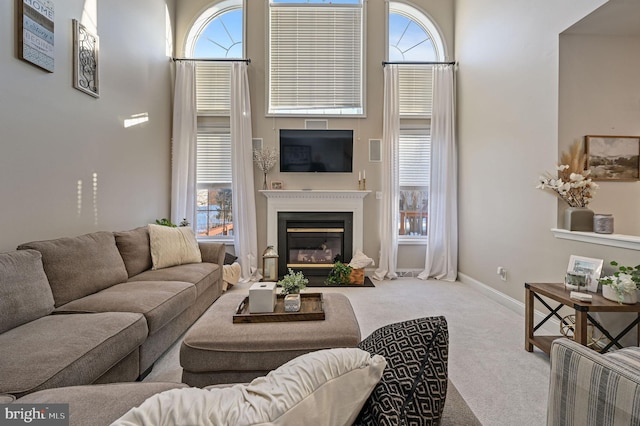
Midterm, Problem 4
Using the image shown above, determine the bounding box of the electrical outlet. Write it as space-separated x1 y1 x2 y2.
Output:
376 191 382 199
497 267 507 281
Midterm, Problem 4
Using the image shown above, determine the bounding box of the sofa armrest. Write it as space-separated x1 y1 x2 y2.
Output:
198 241 226 266
548 338 640 425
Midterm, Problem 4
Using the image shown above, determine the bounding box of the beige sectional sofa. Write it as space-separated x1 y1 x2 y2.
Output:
0 226 224 398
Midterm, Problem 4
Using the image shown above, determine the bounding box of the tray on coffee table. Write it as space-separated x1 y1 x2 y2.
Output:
233 293 325 323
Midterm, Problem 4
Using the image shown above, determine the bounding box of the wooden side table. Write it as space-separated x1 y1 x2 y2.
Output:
525 282 640 355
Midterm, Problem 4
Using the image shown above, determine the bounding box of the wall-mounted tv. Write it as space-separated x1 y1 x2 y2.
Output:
279 129 353 173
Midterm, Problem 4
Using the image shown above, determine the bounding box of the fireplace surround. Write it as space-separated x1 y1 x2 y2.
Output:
261 190 370 278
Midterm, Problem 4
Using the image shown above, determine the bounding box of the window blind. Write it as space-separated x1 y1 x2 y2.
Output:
269 3 363 114
196 62 231 115
398 65 433 117
399 131 430 187
197 131 231 184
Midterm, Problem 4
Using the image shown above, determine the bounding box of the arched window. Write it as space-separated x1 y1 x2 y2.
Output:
388 3 446 238
185 0 244 240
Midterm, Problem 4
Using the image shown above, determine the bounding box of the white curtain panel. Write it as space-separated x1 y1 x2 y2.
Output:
231 62 260 283
170 61 197 227
418 64 458 282
373 65 400 281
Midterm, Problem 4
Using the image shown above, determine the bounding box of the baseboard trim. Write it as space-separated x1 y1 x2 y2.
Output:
458 273 559 336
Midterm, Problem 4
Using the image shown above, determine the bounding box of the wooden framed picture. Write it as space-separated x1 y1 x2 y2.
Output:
16 0 55 72
567 255 603 293
72 19 99 98
586 135 640 181
270 181 283 190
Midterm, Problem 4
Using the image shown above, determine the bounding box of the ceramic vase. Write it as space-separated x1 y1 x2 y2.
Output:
602 285 638 304
564 207 594 232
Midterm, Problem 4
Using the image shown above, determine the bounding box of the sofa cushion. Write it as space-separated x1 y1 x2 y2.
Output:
115 226 152 278
55 281 197 335
148 224 202 270
15 383 188 426
115 348 386 426
0 250 55 334
355 316 449 426
0 312 147 397
130 263 220 297
18 231 129 307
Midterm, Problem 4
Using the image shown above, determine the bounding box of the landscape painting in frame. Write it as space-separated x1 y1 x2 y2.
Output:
586 135 640 181
17 0 55 72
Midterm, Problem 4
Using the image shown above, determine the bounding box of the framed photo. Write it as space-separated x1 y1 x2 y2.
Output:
586 135 640 181
72 19 99 98
567 255 604 292
270 181 283 190
17 0 55 72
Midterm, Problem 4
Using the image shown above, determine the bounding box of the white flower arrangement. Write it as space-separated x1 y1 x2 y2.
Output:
599 261 640 303
536 142 598 207
253 147 279 173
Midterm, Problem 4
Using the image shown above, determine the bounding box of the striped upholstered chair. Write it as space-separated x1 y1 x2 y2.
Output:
548 338 640 425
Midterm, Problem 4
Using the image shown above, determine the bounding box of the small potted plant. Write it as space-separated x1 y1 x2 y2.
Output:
599 261 640 304
277 268 308 296
326 261 353 285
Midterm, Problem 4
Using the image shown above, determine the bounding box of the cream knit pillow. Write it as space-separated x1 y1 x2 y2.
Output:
148 224 201 270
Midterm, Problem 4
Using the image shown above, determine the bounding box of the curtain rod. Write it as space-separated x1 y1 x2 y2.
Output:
382 61 456 66
172 58 251 64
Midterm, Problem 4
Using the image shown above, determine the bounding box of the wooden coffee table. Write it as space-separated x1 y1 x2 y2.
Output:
525 282 640 354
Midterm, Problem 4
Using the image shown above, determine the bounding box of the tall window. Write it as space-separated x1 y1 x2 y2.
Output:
389 2 445 238
185 0 243 238
268 0 363 116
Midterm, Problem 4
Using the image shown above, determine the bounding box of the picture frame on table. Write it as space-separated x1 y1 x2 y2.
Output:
270 181 283 190
586 135 640 181
567 255 604 292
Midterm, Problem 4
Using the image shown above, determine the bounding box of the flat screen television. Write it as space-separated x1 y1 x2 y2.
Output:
279 129 353 173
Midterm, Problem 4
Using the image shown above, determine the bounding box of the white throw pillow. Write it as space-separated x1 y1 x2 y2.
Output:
112 348 386 426
148 224 202 270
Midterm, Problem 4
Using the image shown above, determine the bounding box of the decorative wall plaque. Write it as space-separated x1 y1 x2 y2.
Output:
17 0 55 72
72 19 99 98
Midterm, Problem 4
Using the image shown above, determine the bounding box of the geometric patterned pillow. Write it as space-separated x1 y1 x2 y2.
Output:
354 316 449 426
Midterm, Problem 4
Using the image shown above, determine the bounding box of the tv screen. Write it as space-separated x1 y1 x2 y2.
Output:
279 129 353 173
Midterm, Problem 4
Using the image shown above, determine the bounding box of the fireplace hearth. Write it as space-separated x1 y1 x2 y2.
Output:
277 212 353 277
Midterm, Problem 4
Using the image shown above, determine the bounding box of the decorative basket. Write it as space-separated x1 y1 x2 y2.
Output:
349 268 364 285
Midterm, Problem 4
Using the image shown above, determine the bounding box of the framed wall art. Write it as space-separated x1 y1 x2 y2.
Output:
586 135 640 181
17 0 55 72
567 255 604 293
72 19 99 98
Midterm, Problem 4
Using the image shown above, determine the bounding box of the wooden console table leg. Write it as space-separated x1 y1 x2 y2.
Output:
575 310 588 347
525 286 533 351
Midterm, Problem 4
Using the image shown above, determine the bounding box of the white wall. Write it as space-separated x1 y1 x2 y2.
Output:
454 0 640 304
0 0 176 252
559 33 640 235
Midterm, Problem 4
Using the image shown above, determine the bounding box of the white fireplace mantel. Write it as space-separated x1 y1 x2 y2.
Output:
260 190 371 254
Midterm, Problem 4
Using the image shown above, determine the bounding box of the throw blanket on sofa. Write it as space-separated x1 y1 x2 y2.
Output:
112 348 385 426
222 262 241 291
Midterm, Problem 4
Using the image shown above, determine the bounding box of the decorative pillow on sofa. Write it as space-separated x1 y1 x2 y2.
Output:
0 250 55 334
148 224 202 270
223 252 238 265
114 226 152 277
354 316 449 426
113 348 386 426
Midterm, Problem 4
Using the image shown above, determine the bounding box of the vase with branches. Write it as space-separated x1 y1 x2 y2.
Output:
253 147 279 190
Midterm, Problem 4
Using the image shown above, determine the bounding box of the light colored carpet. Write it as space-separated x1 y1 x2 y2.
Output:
145 277 551 425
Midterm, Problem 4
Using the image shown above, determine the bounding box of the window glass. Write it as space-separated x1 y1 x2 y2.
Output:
389 2 445 239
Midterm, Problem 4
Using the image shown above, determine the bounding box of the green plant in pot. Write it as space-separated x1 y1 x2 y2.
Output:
326 261 353 285
278 268 308 296
599 261 640 304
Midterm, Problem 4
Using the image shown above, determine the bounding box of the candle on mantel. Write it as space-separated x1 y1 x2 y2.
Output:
363 170 366 179
358 171 361 181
